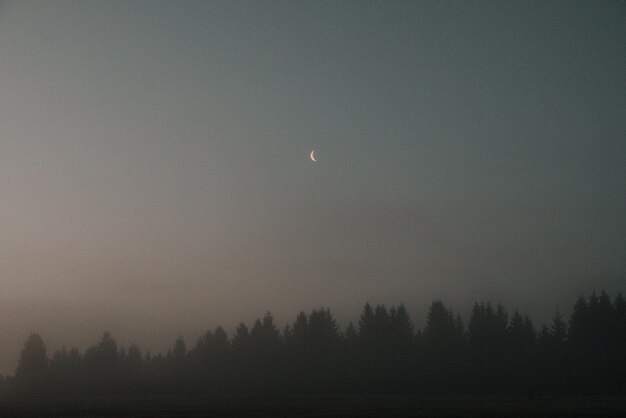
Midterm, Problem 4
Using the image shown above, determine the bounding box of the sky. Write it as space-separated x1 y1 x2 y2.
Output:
0 0 624 375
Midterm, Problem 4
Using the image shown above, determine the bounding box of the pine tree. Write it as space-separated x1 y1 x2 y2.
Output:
15 333 48 394
550 309 567 346
389 305 414 350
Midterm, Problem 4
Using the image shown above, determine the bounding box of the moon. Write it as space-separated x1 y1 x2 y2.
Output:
310 150 317 162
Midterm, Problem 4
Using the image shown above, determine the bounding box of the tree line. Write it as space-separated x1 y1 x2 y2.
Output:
4 290 625 397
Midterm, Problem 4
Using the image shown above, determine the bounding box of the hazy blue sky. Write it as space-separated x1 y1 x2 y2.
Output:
0 0 624 374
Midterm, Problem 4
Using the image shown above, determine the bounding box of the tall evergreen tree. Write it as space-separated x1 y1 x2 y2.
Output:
15 333 48 395
357 303 376 344
550 309 567 346
389 305 414 351
424 301 456 355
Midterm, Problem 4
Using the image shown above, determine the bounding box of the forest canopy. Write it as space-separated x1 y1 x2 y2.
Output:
3 291 625 397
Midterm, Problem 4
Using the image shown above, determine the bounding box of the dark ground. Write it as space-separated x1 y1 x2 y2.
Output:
1 395 626 417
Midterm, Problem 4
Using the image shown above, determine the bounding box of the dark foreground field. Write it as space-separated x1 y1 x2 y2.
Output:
1 395 625 417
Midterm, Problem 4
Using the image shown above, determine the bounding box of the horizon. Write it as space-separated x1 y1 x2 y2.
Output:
2 289 621 377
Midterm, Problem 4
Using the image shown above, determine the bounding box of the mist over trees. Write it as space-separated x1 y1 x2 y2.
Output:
4 291 625 397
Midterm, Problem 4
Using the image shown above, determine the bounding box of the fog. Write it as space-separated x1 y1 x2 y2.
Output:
0 1 624 375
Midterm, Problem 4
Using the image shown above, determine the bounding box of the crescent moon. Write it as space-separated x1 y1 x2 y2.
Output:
310 150 317 162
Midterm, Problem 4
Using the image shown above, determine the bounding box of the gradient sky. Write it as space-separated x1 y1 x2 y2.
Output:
0 0 624 375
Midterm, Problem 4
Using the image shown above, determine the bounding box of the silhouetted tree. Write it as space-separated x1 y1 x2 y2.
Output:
551 309 567 347
509 311 535 352
344 321 358 345
536 308 570 393
506 311 536 393
424 301 456 356
124 343 143 391
308 309 341 352
356 303 393 391
250 312 281 353
389 305 414 351
468 302 510 391
48 346 83 395
6 290 626 397
232 322 251 352
249 312 282 392
567 291 621 392
83 332 118 393
387 305 416 391
357 303 375 345
172 336 186 360
421 301 465 392
14 333 48 395
165 337 187 392
231 322 253 392
614 293 626 390
284 308 341 392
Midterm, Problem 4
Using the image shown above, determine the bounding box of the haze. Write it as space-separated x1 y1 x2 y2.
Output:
0 1 624 375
